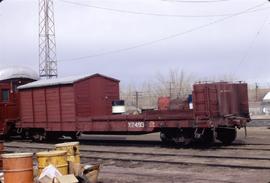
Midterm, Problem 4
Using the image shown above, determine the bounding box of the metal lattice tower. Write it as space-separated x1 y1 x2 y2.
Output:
39 0 57 79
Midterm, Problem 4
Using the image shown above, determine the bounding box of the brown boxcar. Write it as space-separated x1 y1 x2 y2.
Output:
18 74 120 132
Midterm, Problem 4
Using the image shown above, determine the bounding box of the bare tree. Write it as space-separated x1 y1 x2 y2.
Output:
121 69 194 110
153 69 193 100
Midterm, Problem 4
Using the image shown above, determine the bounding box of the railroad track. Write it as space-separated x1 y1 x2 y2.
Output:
4 142 270 170
9 138 270 150
5 138 270 151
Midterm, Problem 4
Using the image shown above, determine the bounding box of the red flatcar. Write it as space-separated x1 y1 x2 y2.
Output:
0 67 250 145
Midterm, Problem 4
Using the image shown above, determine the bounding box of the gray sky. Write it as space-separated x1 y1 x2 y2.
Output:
1 0 270 85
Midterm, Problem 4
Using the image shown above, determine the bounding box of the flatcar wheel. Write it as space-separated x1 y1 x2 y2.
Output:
31 134 41 142
216 128 237 145
160 132 173 144
21 130 30 139
182 128 194 146
201 129 214 145
46 132 61 141
31 130 45 142
70 132 81 140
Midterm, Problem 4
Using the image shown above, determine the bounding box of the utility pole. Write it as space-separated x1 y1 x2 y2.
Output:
39 0 57 79
134 91 142 109
255 82 258 102
135 91 139 109
169 81 174 98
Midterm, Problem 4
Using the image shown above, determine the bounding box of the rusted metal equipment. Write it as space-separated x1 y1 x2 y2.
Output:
193 82 249 119
158 97 170 111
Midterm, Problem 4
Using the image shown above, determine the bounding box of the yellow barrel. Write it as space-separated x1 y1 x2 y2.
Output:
2 153 33 183
55 142 80 163
36 150 68 175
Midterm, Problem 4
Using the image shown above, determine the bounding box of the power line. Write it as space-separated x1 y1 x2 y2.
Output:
58 2 268 63
59 2 268 62
59 0 269 18
232 11 270 76
168 0 232 3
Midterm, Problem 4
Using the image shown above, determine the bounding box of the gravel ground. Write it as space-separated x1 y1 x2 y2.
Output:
82 127 270 183
5 125 270 183
248 120 270 127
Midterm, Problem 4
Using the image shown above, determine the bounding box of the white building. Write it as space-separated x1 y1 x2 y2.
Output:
262 92 270 115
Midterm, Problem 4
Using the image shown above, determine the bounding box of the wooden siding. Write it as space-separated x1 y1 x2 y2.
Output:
20 85 76 131
60 86 76 122
75 76 119 117
20 90 34 123
33 89 46 123
46 87 61 122
19 74 119 131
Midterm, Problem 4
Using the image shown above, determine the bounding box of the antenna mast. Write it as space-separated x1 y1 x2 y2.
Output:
39 0 57 79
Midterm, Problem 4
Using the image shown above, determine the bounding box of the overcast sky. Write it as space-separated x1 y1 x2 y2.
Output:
1 0 270 85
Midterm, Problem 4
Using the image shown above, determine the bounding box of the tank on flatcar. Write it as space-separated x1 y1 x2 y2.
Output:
0 67 39 137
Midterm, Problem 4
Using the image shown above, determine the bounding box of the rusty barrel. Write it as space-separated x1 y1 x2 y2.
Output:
55 142 80 163
2 153 33 183
36 150 68 175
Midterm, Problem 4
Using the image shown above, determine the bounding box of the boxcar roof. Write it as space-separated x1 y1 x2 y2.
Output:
0 66 39 81
18 73 120 90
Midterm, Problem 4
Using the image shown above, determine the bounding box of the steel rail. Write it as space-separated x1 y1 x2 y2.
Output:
5 143 270 170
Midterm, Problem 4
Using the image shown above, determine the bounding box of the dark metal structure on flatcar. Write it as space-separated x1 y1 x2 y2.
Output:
0 67 250 145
